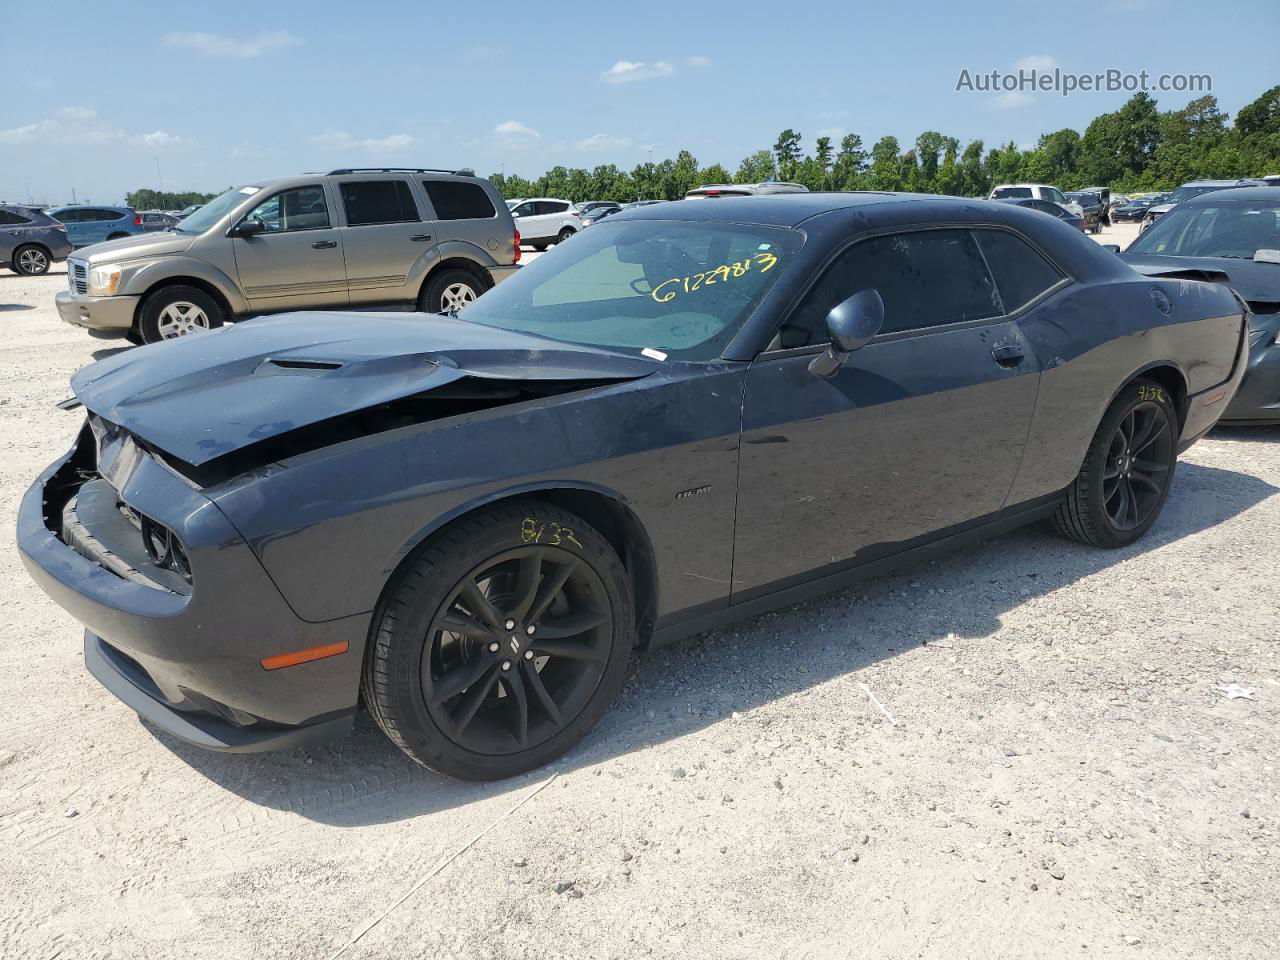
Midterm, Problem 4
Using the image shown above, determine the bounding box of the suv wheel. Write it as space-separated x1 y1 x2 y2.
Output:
138 285 225 344
12 244 51 276
419 268 486 315
556 227 575 244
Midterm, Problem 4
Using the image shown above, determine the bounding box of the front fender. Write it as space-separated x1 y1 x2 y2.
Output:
121 257 249 314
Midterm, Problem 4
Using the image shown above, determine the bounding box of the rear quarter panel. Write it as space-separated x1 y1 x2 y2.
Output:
1008 275 1244 504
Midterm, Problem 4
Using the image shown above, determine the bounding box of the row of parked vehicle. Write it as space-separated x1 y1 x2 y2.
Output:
16 176 1279 780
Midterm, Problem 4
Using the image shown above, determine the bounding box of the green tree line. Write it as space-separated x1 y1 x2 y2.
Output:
124 188 223 210
489 86 1280 203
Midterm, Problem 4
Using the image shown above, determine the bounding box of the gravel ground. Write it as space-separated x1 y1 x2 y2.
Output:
2 224 1277 960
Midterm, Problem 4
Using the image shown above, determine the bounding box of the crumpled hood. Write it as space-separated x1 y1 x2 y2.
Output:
71 312 659 466
76 231 193 263
1119 253 1280 307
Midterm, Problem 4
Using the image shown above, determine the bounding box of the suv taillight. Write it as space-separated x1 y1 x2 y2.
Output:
132 214 142 226
513 228 521 263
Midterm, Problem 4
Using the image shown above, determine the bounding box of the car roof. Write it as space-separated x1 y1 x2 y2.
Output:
1182 186 1280 205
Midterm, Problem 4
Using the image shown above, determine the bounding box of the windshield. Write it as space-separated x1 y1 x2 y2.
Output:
1166 185 1227 205
176 186 260 234
992 187 1032 199
458 219 802 360
1126 200 1280 259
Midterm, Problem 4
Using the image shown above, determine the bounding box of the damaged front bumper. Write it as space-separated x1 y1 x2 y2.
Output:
16 423 369 752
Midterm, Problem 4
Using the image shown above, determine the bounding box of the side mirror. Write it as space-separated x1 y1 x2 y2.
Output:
1254 249 1280 265
808 289 884 378
1102 243 1121 253
232 219 266 238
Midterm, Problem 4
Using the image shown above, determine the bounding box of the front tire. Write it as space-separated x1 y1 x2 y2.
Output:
1052 378 1178 548
418 268 485 314
11 244 50 276
137 285 224 344
363 501 634 780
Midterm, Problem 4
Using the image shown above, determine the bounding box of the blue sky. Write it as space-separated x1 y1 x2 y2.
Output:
3 0 1277 204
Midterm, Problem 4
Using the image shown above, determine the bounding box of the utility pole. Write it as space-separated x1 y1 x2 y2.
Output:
155 155 165 193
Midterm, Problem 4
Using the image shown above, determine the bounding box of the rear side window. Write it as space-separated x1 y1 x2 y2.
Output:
992 187 1032 199
341 180 419 226
536 201 569 215
974 229 1064 312
88 209 124 221
423 180 496 220
777 229 1001 347
0 209 33 225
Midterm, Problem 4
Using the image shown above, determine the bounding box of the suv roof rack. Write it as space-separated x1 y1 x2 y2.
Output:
325 167 476 177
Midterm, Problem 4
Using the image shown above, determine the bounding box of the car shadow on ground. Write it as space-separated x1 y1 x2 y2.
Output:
91 345 132 361
0 303 35 311
156 460 1276 826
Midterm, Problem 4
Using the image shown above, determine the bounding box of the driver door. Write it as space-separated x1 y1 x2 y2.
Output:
231 183 349 311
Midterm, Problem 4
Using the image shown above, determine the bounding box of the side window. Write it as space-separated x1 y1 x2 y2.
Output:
1033 201 1060 216
0 209 32 225
92 209 124 221
243 186 330 233
974 229 1064 313
775 229 1002 349
511 202 535 218
537 201 568 215
340 180 419 226
422 181 497 220
1044 187 1066 205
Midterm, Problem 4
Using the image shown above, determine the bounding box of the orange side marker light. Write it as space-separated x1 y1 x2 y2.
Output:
260 641 349 670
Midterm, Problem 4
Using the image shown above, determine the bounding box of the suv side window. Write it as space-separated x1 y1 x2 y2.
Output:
774 229 1002 349
89 209 123 221
423 181 496 220
536 201 568 215
340 180 419 226
511 202 536 218
1043 187 1067 204
973 229 1064 313
244 186 331 233
0 209 32 225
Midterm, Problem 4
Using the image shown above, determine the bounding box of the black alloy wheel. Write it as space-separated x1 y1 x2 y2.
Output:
423 546 612 756
1101 401 1174 531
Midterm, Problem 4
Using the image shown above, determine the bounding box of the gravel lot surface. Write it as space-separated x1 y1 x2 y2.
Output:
2 223 1277 959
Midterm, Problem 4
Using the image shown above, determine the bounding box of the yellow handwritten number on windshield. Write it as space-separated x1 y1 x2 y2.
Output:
651 252 779 304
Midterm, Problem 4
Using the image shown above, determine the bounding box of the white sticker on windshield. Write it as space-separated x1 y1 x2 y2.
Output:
758 243 772 250
641 347 668 361
239 186 260 195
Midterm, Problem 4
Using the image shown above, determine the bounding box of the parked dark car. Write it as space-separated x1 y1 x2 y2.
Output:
139 211 178 233
994 196 1086 232
1065 191 1106 233
174 204 202 220
18 194 1247 780
1113 195 1163 223
1141 180 1263 231
1 204 73 275
578 202 622 216
1120 187 1280 425
46 205 146 248
580 205 623 226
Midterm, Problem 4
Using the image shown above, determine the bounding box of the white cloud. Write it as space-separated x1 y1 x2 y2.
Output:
574 133 633 152
685 55 712 68
601 60 676 84
163 30 302 58
133 130 193 148
494 120 541 139
0 106 122 145
1014 54 1058 72
989 91 1034 110
308 130 416 152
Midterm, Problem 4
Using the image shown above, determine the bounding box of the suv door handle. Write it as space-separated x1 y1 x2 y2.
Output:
410 234 432 242
312 240 337 249
991 344 1025 367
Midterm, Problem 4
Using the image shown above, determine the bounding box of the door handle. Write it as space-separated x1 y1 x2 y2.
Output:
312 240 337 249
410 234 432 242
991 344 1024 367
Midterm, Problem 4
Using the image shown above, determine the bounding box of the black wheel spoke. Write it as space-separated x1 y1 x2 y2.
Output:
508 550 544 622
1131 409 1161 454
527 558 576 625
532 636 608 662
1103 459 1122 480
536 607 608 640
449 663 500 734
1131 470 1162 494
440 610 500 642
429 655 496 707
522 660 563 724
1124 477 1139 526
460 579 504 630
1132 458 1169 473
503 671 530 747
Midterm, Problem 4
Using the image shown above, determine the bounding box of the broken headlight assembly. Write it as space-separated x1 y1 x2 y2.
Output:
139 514 192 583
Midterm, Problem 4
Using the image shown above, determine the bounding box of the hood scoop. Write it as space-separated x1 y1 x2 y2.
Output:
256 357 347 375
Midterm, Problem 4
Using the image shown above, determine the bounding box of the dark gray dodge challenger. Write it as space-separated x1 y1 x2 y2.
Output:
19 193 1249 779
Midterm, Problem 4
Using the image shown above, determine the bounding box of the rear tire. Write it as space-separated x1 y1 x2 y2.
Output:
11 244 50 276
532 242 549 252
556 227 575 244
362 500 634 780
1052 378 1178 548
418 268 486 314
137 285 224 344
